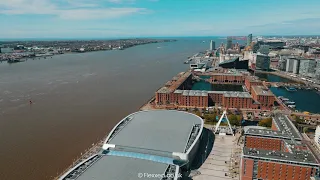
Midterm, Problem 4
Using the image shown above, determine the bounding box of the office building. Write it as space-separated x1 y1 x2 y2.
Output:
59 110 204 180
241 114 319 180
316 59 320 80
299 59 317 77
226 37 232 50
278 59 287 71
247 34 252 46
255 53 270 70
262 40 286 48
257 45 270 55
286 58 295 72
210 40 215 51
293 59 300 74
0 47 14 53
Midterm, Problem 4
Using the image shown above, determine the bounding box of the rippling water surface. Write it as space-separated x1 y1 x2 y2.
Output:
0 38 228 180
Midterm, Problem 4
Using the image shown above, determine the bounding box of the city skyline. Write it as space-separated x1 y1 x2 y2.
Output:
1 0 320 38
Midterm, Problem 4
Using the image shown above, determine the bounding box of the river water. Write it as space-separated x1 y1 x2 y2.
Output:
0 38 227 180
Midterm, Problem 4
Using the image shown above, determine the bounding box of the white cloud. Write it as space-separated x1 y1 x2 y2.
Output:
0 0 147 19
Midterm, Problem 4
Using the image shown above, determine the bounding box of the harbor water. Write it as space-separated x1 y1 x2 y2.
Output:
255 73 320 113
0 37 228 180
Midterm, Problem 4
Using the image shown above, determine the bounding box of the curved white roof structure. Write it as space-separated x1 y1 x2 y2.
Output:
59 110 204 180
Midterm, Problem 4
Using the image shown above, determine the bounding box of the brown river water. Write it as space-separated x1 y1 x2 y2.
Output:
0 38 218 180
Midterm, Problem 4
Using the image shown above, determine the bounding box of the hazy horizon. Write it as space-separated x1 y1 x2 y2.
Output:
1 35 320 42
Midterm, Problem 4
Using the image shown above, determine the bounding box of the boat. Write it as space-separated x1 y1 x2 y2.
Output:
278 96 289 101
7 59 25 63
284 101 295 105
288 105 296 108
285 87 297 91
184 60 189 64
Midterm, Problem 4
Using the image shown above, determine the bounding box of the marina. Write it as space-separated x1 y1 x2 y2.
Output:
272 88 320 113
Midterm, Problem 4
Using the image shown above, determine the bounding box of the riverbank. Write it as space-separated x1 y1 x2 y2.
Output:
0 40 174 62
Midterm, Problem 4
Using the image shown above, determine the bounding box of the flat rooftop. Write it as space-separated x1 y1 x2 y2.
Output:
156 71 191 93
107 110 203 153
251 86 274 96
61 154 178 180
245 128 291 139
273 113 302 140
243 147 318 166
246 76 262 83
173 90 252 98
211 73 243 76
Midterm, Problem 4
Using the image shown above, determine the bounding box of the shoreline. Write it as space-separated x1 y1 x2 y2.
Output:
0 40 176 62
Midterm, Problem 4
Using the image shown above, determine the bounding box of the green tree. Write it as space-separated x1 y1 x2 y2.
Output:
228 114 241 126
204 113 217 124
258 118 272 127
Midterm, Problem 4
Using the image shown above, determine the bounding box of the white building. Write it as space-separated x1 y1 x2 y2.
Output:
0 47 14 53
299 59 316 77
315 126 320 150
210 40 215 51
286 58 295 72
293 59 300 74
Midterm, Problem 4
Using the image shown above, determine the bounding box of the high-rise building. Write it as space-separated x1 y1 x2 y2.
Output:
299 59 317 77
226 37 232 50
293 59 300 74
247 34 252 46
257 45 270 55
210 40 215 51
286 58 295 72
255 53 270 70
315 59 320 80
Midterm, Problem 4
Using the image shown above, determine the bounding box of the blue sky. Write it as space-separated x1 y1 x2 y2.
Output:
1 0 320 38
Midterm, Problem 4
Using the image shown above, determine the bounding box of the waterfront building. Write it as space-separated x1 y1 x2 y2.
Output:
315 126 320 150
59 110 204 180
218 57 249 70
247 34 253 46
226 37 232 50
293 59 300 74
262 40 286 48
299 59 317 77
210 40 215 51
241 114 319 180
219 53 243 63
244 76 263 92
257 45 270 55
251 86 276 109
0 47 14 53
278 59 287 71
286 58 295 72
155 71 276 110
316 59 320 80
255 53 270 70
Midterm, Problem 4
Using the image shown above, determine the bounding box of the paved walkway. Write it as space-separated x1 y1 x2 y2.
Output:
192 134 241 180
